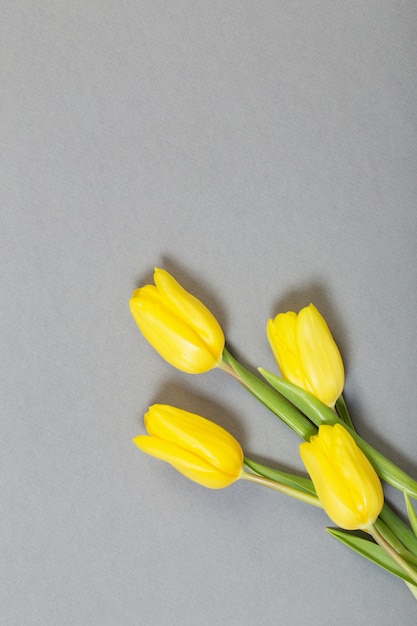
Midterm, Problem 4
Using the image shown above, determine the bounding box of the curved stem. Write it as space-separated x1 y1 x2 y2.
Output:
241 470 323 509
367 523 417 586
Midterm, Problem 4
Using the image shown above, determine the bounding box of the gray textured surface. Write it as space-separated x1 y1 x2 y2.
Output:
2 2 417 624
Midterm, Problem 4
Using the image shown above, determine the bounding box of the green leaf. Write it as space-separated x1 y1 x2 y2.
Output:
335 394 355 429
375 517 417 567
405 581 417 600
380 503 417 557
327 528 417 586
259 368 417 499
405 493 417 537
244 457 317 497
259 368 338 426
221 348 317 440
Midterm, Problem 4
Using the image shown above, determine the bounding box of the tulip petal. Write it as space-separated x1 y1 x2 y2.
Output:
133 435 238 488
267 304 344 407
130 287 220 373
154 268 224 359
296 305 344 407
267 313 306 390
300 424 383 530
129 269 225 374
144 405 243 478
300 435 361 530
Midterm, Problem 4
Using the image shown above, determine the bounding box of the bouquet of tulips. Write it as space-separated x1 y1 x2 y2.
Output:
129 268 417 599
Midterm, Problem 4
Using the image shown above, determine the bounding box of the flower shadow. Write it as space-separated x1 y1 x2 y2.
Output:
137 377 248 446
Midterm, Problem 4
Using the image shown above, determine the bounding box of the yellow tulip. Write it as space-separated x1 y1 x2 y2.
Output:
129 268 225 374
267 304 344 407
133 404 244 489
299 424 384 530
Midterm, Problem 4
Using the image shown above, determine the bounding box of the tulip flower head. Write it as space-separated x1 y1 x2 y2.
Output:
300 424 384 530
129 268 225 374
267 304 344 407
133 404 244 489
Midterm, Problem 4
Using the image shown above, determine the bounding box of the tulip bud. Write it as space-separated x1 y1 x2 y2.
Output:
129 268 225 374
267 304 344 407
133 404 243 489
300 424 384 530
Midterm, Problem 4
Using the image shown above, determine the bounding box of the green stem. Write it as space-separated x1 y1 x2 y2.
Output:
244 456 317 496
220 348 317 440
367 523 417 586
241 470 323 508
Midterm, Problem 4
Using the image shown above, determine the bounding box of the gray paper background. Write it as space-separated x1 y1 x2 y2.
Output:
2 2 417 624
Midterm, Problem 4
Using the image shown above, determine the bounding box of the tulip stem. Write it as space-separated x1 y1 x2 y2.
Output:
367 523 417 586
241 470 323 509
218 358 244 384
